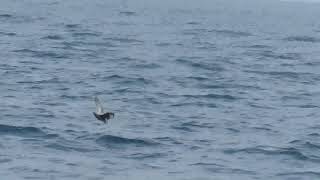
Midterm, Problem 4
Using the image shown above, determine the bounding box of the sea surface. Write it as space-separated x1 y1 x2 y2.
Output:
1 0 320 179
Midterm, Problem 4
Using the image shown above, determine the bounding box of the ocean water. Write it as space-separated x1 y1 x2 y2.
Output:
1 0 320 179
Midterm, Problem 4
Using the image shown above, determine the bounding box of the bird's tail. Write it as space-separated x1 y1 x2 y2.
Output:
102 112 114 120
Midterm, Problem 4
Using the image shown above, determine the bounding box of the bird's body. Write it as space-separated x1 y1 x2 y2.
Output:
93 96 114 123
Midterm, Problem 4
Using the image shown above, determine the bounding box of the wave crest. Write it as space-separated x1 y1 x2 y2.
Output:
96 135 159 148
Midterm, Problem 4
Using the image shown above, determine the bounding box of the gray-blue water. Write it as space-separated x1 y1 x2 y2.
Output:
1 0 320 179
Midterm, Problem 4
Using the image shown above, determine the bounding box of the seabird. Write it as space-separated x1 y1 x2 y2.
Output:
93 96 114 124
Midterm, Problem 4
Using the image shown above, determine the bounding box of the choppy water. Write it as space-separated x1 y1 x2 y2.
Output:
1 0 320 179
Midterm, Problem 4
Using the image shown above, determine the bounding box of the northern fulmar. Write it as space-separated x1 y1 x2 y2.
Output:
93 96 114 123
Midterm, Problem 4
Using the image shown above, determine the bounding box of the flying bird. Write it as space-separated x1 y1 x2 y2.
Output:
93 96 114 124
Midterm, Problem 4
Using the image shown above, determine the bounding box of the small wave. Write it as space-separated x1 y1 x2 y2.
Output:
284 103 319 108
198 84 229 89
298 104 319 108
45 142 96 153
12 48 68 59
210 29 252 37
171 125 195 132
0 124 47 137
182 93 238 100
245 70 312 79
72 32 101 37
101 75 153 85
155 42 171 47
0 64 17 71
259 51 301 60
0 14 13 18
0 14 41 23
126 152 166 159
196 42 216 50
172 121 215 133
276 171 320 178
12 48 37 54
113 88 141 94
290 140 320 150
171 102 217 108
190 162 225 168
74 41 116 48
284 36 320 43
104 37 143 44
17 77 67 84
191 162 256 175
145 97 162 104
0 158 11 163
248 44 272 49
186 21 201 25
132 63 161 69
226 128 240 133
142 163 163 170
186 76 209 81
308 133 320 137
182 28 208 36
181 121 215 129
41 35 64 40
0 31 16 36
304 142 320 150
119 11 136 16
96 135 158 148
176 58 224 72
19 60 43 65
60 95 87 100
224 146 312 161
101 74 123 80
251 126 273 132
118 56 137 61
153 137 183 145
64 24 81 29
119 77 154 86
112 21 134 26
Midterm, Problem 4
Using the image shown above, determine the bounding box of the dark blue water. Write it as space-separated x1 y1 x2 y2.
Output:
1 0 320 179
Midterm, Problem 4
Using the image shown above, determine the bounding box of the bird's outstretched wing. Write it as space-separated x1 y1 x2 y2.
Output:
94 96 104 115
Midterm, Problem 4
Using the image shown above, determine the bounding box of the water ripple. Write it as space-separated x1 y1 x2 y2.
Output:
126 152 166 159
0 14 13 18
45 142 97 153
176 58 224 72
0 124 54 138
96 135 159 148
41 35 64 40
276 171 320 178
119 11 137 16
12 49 69 59
210 29 253 37
0 31 16 36
191 162 256 175
182 93 238 101
224 146 320 162
284 36 320 43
